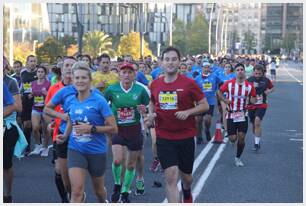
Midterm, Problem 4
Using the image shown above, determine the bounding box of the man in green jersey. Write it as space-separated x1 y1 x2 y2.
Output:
104 62 150 203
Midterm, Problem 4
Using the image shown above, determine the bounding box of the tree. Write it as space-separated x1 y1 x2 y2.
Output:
83 31 115 58
282 33 296 53
172 19 188 56
13 42 34 65
243 30 256 52
36 36 65 64
117 32 153 60
186 14 209 55
67 44 79 56
59 35 77 51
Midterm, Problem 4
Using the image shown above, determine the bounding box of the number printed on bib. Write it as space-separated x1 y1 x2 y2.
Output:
159 91 178 110
255 94 263 105
34 96 44 107
231 111 246 122
23 83 32 93
117 107 135 124
203 82 212 91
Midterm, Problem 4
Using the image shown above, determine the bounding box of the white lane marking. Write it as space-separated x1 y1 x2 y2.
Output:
289 138 303 142
162 137 216 203
286 129 297 132
193 138 229 202
283 64 303 85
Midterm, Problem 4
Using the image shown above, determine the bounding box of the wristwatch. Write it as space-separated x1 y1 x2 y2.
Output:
91 125 97 134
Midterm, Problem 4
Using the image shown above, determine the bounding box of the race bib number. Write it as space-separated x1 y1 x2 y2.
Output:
203 82 212 91
255 95 263 105
159 91 178 110
117 107 135 124
23 83 32 93
34 96 44 107
231 111 246 122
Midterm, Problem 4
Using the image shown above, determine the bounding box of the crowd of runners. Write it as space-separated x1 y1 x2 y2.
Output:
3 47 276 203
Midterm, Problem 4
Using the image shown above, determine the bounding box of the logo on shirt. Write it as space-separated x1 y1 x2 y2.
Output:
133 94 138 100
75 109 83 114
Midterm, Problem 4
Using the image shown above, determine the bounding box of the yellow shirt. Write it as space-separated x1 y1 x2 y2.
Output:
92 71 119 93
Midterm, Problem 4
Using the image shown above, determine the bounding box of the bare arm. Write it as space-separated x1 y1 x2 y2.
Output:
4 105 16 118
13 94 22 113
175 98 209 120
44 101 68 121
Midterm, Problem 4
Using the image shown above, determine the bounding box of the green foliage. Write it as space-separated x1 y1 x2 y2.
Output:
282 33 296 52
243 30 256 52
172 14 209 56
59 35 77 50
36 36 65 64
83 31 115 58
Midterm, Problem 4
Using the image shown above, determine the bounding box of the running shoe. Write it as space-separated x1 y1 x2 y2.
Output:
119 192 130 203
41 147 49 157
29 144 43 155
135 179 145 196
150 159 160 172
183 193 193 203
235 157 244 167
111 184 121 203
252 143 261 151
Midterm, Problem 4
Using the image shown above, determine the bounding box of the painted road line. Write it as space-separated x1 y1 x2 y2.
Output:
162 137 216 203
283 64 303 85
289 138 303 142
193 138 229 202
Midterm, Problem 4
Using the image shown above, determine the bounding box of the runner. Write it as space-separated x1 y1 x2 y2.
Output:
145 47 209 203
92 53 119 93
247 64 274 151
56 62 117 203
29 65 51 156
44 56 77 202
11 60 23 88
218 63 257 167
269 57 277 82
104 62 150 203
195 61 220 144
20 55 38 155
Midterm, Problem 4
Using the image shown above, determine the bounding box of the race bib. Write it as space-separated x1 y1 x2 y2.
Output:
117 107 135 124
231 111 246 122
23 83 32 93
159 91 178 110
255 95 263 105
34 96 44 107
203 82 212 91
72 122 92 143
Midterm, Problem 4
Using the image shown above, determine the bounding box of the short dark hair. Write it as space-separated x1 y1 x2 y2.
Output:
234 63 245 70
82 54 92 63
253 64 264 73
13 60 23 67
97 53 111 62
63 56 77 61
36 65 48 74
161 46 181 60
220 57 228 64
26 55 36 62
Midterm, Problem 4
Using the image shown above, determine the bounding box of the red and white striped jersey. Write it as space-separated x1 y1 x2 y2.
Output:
220 79 256 112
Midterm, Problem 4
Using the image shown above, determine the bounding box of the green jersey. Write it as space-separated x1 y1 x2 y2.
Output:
104 82 150 127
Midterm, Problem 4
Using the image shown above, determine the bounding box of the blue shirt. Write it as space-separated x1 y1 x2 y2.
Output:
67 92 113 154
51 85 103 133
191 65 202 74
151 67 163 80
3 84 14 108
195 73 220 105
136 71 148 85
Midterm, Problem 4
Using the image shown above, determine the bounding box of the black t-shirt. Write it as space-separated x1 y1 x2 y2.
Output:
20 69 37 96
247 76 273 105
4 75 20 96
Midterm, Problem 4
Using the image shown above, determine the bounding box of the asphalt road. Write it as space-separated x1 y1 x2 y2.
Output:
11 62 303 203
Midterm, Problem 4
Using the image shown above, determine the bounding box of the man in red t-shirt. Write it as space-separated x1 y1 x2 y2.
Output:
218 63 257 167
145 47 209 203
